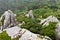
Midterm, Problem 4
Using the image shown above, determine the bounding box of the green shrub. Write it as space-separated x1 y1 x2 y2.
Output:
15 7 59 40
1 16 5 25
0 31 11 40
12 38 19 40
40 22 57 40
0 31 19 40
21 18 41 34
0 21 1 26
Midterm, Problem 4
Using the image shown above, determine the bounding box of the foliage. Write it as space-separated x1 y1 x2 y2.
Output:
0 0 60 40
0 0 60 15
21 18 41 34
0 16 5 25
15 7 59 40
14 6 60 40
0 31 11 40
33 7 53 18
0 31 19 40
12 38 19 40
40 22 57 40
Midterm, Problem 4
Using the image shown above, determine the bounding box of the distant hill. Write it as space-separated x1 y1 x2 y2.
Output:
0 0 60 16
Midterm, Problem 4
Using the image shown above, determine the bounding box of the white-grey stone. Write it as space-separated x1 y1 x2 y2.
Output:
4 26 21 38
18 21 25 26
14 28 51 40
19 29 41 40
1 27 52 40
55 22 60 40
43 36 52 40
0 10 18 31
25 10 34 19
0 10 52 40
40 16 59 26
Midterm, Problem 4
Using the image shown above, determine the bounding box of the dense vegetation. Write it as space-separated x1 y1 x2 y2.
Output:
0 0 60 15
0 31 11 40
15 7 58 40
0 6 60 40
0 22 57 40
0 0 60 40
0 31 19 40
40 22 57 40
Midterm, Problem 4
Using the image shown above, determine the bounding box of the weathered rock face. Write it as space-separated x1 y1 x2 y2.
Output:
42 36 52 40
25 10 34 19
0 10 52 40
14 28 52 40
40 16 59 26
0 10 18 31
0 26 52 40
4 26 21 38
19 29 40 40
55 23 60 40
18 21 25 26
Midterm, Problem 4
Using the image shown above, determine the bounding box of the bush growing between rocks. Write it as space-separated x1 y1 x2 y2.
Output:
18 11 57 40
21 18 57 40
0 16 5 26
0 31 11 40
0 31 19 40
40 22 57 40
15 8 59 40
21 18 41 34
12 38 19 40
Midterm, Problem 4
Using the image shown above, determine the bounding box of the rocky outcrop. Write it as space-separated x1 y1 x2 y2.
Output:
43 36 52 40
0 10 52 40
40 16 59 26
4 26 21 38
19 29 52 40
0 10 18 31
55 23 60 40
2 26 51 40
18 21 25 26
25 10 34 19
18 29 40 40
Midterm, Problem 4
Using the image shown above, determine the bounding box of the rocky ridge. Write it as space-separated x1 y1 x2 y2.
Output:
40 16 59 26
0 10 18 31
0 10 59 40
